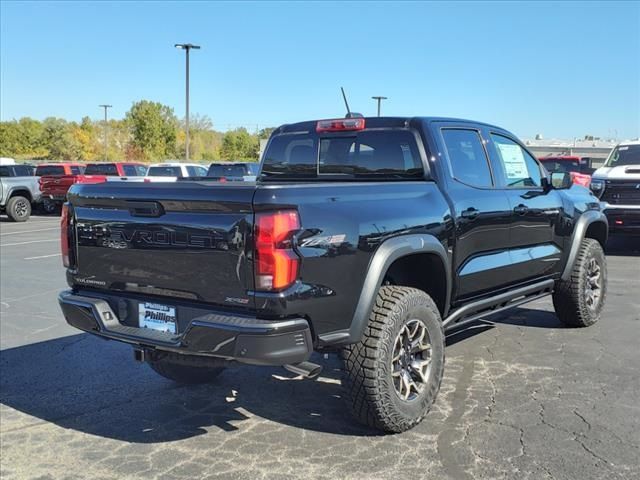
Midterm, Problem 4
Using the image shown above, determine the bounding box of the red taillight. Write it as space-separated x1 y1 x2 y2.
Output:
316 118 366 132
61 204 70 267
255 210 300 291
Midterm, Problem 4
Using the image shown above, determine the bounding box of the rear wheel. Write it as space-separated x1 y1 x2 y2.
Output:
42 199 59 214
553 238 607 327
148 353 225 384
341 286 445 433
6 196 31 222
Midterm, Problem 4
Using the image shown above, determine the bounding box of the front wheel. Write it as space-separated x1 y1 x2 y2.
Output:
553 238 607 327
6 196 31 222
342 286 445 433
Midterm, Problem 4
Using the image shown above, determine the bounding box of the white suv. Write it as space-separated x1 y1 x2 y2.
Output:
590 140 640 234
145 162 208 182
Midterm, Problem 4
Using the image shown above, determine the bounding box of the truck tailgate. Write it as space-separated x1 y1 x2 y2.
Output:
67 181 257 308
40 175 77 196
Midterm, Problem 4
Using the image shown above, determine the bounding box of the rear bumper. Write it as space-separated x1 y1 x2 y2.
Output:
58 290 313 366
602 204 640 233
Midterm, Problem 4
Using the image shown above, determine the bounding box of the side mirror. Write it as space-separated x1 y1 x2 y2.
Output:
550 172 572 189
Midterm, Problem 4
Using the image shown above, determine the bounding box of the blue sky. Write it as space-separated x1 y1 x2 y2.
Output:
1 1 639 139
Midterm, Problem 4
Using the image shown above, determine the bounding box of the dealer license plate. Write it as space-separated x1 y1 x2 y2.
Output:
138 302 177 334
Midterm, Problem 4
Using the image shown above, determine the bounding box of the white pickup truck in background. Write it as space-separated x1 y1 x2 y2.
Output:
144 162 208 182
590 140 640 234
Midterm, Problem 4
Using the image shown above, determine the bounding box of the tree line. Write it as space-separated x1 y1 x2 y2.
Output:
0 100 275 163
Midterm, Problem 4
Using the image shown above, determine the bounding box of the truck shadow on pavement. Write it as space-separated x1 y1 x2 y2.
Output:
0 334 378 441
1 305 566 443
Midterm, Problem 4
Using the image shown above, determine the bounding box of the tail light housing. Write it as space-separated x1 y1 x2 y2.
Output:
255 210 300 291
61 204 70 267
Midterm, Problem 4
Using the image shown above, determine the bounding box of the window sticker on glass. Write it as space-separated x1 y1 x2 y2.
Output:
496 143 528 179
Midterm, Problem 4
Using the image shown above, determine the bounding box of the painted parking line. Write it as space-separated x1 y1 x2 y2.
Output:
0 239 58 247
24 253 61 260
0 227 59 236
0 217 59 223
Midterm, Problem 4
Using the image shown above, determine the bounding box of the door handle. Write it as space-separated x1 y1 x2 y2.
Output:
461 207 479 220
514 205 529 215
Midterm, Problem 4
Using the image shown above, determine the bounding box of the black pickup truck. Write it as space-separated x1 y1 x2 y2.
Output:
58 116 608 433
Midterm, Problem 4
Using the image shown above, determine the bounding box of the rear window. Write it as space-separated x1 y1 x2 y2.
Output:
207 164 249 177
122 165 147 176
70 165 84 175
186 165 208 177
36 165 65 176
262 130 424 180
148 166 182 177
11 165 34 176
540 159 580 174
85 163 118 176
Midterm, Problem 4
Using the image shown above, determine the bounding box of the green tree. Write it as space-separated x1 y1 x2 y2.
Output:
125 100 178 161
42 117 82 160
258 127 276 139
18 118 46 157
0 121 22 157
0 118 47 159
220 128 259 160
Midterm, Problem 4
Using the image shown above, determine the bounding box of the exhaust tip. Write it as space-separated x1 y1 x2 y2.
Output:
284 361 322 379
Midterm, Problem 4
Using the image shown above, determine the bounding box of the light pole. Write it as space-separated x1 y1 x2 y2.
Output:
371 96 388 117
99 104 112 160
175 43 201 161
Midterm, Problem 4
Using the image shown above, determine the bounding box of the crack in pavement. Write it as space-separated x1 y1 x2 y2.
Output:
436 358 476 480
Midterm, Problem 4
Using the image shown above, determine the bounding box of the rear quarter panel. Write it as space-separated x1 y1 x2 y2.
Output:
253 181 452 337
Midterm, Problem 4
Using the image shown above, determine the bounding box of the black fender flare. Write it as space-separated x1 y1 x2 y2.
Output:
341 234 451 345
561 210 608 281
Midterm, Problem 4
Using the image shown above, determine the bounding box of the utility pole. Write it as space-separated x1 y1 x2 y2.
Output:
98 104 112 160
371 96 388 117
175 43 201 161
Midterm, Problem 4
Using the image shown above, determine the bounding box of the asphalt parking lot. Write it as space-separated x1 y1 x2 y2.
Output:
1 214 639 480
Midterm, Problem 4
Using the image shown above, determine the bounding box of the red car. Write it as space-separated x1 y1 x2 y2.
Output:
78 162 147 184
39 162 147 212
37 163 86 212
538 156 592 188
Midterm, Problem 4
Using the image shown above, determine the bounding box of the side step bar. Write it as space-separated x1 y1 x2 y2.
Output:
443 279 555 331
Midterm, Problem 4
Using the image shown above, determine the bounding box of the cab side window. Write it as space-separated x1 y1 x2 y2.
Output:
491 134 543 188
442 129 493 188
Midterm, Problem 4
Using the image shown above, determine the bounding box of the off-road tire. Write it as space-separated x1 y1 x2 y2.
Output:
148 354 225 384
42 199 59 214
6 196 31 222
553 238 607 327
341 286 445 433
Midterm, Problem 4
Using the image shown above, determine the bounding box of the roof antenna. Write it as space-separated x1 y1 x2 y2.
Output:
341 87 363 118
